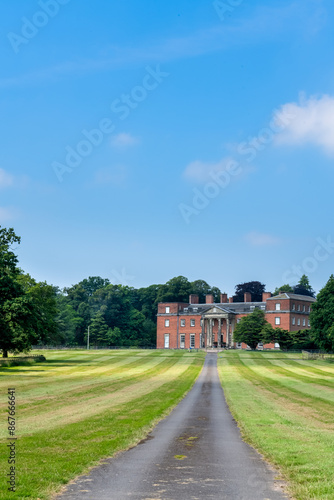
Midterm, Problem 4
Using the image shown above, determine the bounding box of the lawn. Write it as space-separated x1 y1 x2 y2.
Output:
218 350 334 500
0 349 204 499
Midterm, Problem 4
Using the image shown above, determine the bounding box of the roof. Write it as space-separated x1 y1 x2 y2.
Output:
183 301 266 315
267 293 316 302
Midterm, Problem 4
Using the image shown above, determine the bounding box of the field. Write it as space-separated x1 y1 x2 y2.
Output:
218 351 334 500
0 349 204 499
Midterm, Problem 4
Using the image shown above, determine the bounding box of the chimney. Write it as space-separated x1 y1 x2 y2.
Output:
205 294 214 304
244 292 252 303
229 297 234 303
220 293 228 303
189 294 199 304
262 292 272 302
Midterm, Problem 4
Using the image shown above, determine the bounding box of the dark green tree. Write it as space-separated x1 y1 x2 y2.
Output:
234 281 266 302
310 275 334 351
233 308 267 349
0 227 48 357
272 284 294 296
293 274 315 297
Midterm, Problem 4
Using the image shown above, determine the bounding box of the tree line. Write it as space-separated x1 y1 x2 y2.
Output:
0 226 333 357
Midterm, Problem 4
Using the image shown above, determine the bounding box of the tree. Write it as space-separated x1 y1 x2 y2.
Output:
233 308 267 349
156 276 192 304
234 281 266 302
310 275 334 351
293 275 315 297
261 324 293 350
272 284 294 296
0 227 46 357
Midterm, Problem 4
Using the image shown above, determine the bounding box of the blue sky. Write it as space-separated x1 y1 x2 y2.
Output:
1 0 334 295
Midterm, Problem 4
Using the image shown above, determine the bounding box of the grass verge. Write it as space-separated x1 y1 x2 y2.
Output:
218 351 334 500
0 349 204 499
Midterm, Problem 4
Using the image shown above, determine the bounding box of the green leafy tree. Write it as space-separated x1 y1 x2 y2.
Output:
88 312 109 346
233 308 267 349
310 275 334 351
293 274 315 297
0 227 47 357
272 284 294 296
261 324 293 350
156 276 192 303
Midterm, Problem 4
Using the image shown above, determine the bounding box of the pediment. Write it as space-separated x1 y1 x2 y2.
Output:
204 306 229 315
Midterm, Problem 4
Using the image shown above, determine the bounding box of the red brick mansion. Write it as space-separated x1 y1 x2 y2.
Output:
156 292 316 349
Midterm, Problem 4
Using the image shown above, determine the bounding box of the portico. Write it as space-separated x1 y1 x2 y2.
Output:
201 306 236 348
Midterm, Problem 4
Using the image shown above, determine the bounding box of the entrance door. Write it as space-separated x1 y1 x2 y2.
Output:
180 334 185 349
164 334 170 349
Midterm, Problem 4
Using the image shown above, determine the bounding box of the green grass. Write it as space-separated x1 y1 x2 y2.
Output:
218 351 334 500
0 349 205 499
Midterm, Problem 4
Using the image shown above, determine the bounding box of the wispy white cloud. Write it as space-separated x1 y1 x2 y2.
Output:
110 133 140 149
274 94 334 155
93 166 127 186
245 231 281 247
0 206 18 223
183 158 236 183
0 168 29 189
0 168 14 189
0 1 325 88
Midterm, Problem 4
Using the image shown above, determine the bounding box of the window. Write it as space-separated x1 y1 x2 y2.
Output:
180 319 185 327
308 306 311 312
165 319 170 327
190 319 195 327
164 334 169 348
292 317 296 325
180 334 185 348
165 306 170 314
297 305 301 311
292 303 295 311
297 318 301 326
237 318 241 323
275 303 281 311
308 319 310 327
303 318 306 327
190 334 195 348
275 317 281 325
303 305 306 312
193 307 198 312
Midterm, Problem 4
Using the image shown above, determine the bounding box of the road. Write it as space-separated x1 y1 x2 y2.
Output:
56 353 289 500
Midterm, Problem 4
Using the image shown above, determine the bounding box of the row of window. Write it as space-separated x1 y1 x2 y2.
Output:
275 303 311 312
163 333 196 348
274 317 310 327
164 319 196 327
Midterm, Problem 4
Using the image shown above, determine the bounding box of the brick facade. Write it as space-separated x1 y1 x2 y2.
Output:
157 292 315 349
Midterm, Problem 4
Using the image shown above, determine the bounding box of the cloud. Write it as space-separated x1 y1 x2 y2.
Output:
94 166 127 186
274 94 334 155
0 207 18 223
0 1 325 88
245 231 281 247
183 157 239 184
0 168 14 189
110 133 139 149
